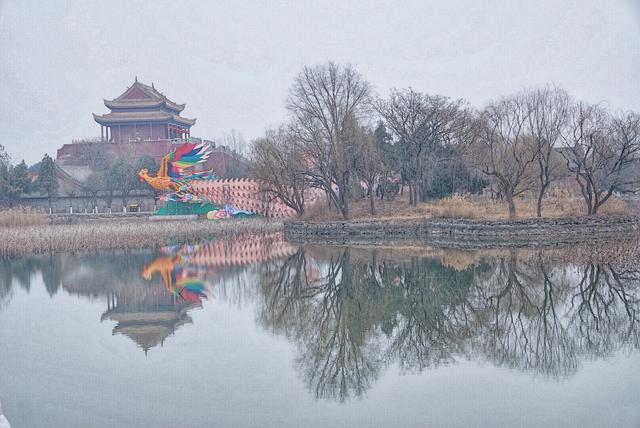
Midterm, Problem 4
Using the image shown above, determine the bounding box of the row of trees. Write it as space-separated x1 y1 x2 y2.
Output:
0 145 56 206
0 144 157 211
0 144 35 204
252 62 640 219
80 156 158 210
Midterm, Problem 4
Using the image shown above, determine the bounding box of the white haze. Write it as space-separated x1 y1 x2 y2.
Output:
0 0 639 164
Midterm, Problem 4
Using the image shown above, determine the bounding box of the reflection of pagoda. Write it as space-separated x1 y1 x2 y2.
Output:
58 233 299 353
100 286 202 355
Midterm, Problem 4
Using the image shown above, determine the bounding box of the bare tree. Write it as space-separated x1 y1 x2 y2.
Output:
83 172 102 212
109 158 137 211
287 62 371 219
525 86 571 217
375 88 465 205
560 104 640 215
220 129 247 155
251 127 308 216
473 95 537 219
351 124 383 215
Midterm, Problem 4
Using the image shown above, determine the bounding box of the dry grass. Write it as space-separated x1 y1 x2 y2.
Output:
303 193 632 221
0 207 48 227
425 194 631 219
0 218 282 256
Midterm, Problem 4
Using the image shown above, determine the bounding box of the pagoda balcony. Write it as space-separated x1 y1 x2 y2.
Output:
71 136 215 146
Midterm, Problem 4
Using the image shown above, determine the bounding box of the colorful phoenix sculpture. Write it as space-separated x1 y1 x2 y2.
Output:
137 142 213 202
138 142 296 218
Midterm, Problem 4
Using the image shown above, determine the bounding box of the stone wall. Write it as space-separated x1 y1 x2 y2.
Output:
284 216 640 249
19 194 158 214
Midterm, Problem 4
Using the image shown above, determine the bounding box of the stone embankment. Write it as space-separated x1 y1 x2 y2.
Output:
284 216 640 249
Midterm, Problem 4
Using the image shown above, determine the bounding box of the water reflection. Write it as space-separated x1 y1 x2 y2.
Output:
258 247 640 401
1 240 639 402
141 250 208 303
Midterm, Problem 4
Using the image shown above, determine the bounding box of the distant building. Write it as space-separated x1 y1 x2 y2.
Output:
92 77 196 143
57 79 249 173
57 78 207 170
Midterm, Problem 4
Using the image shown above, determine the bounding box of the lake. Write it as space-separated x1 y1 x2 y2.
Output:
0 232 639 427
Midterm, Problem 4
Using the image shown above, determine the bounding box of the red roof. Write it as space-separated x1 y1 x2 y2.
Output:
93 79 195 126
93 111 196 126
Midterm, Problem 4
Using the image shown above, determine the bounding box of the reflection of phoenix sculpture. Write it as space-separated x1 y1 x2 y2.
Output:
141 232 299 299
142 255 207 303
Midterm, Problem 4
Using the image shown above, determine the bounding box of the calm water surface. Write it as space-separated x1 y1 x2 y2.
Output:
0 234 639 427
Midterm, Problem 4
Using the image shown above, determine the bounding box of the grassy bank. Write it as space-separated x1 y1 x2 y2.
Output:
303 194 632 221
1 218 282 256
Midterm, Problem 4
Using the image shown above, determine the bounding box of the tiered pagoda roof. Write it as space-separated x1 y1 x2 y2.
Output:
93 79 196 127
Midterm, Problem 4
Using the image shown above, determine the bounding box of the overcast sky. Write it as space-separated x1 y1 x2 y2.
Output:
1 0 639 164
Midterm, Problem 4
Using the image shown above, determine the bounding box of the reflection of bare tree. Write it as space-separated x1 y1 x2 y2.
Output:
535 259 577 376
570 263 640 355
474 251 578 377
294 250 384 402
257 249 479 400
258 249 391 401
386 257 476 372
257 246 640 402
258 248 320 337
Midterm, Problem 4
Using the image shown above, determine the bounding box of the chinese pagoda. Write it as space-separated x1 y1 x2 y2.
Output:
93 78 196 142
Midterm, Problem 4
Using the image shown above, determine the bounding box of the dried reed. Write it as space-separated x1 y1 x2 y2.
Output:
0 207 48 227
0 219 282 257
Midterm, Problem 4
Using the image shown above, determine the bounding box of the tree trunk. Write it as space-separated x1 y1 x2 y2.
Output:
340 188 349 219
409 183 419 206
506 193 516 220
369 187 376 216
590 192 600 216
536 187 544 218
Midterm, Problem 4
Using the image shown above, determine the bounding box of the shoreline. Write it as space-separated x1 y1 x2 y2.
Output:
284 215 640 249
3 218 282 257
4 215 640 257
